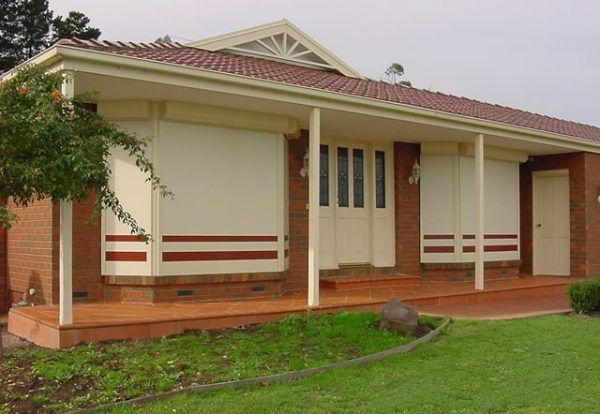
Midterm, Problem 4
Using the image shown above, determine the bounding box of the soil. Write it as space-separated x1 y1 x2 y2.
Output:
1 326 31 352
0 317 438 413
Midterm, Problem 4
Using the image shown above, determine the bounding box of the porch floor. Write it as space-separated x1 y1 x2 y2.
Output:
8 276 575 349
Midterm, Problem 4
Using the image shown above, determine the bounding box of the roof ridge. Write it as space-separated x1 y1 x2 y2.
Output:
56 38 185 50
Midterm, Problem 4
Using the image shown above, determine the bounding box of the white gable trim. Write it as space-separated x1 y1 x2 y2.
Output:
187 19 363 78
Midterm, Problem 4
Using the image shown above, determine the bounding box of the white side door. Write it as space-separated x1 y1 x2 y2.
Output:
533 171 570 276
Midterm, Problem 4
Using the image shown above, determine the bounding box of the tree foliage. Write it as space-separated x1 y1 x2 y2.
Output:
154 35 172 43
384 62 412 87
0 1 100 73
51 11 101 44
0 66 172 237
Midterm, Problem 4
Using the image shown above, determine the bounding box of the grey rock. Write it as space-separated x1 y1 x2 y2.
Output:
380 298 418 335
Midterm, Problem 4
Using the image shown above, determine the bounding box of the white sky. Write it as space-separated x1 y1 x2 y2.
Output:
49 0 600 126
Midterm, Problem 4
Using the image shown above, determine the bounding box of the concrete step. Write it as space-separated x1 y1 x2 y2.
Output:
320 275 422 290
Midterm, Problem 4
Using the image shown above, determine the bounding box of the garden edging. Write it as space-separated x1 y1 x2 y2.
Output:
72 317 451 414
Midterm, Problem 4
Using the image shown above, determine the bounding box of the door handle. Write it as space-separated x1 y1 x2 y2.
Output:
536 223 542 228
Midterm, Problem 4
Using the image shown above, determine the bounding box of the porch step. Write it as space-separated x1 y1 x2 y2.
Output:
320 274 422 290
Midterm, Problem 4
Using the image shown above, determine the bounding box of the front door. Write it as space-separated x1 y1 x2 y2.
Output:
335 145 370 264
533 171 570 275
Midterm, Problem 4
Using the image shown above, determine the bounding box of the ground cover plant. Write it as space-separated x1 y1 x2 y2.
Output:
107 314 600 414
0 312 441 413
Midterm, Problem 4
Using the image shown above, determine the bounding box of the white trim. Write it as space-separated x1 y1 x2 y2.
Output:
59 73 75 325
3 44 600 155
308 108 321 307
150 103 161 276
474 134 485 290
276 134 286 271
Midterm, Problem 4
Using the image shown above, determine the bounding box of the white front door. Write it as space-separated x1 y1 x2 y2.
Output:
335 145 370 264
533 171 570 276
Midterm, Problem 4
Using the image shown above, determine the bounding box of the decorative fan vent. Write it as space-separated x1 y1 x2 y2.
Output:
187 20 363 78
230 33 329 67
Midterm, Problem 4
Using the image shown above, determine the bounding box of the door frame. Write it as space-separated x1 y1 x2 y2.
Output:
318 137 395 269
532 169 570 276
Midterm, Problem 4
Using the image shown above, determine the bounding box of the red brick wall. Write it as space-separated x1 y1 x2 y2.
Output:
0 205 7 313
285 130 309 290
72 196 103 302
584 153 600 279
105 279 283 304
520 152 586 277
6 198 59 305
394 142 421 275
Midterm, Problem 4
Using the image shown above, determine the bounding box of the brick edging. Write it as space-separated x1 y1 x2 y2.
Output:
69 318 451 414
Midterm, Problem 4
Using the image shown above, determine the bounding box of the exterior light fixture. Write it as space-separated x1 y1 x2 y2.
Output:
408 159 420 185
300 148 309 177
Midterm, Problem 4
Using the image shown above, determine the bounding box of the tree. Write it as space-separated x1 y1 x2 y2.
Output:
0 66 172 237
0 1 100 73
51 11 101 43
384 62 412 87
0 0 53 73
154 35 172 43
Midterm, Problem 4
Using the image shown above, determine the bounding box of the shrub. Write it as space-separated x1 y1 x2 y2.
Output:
567 279 600 313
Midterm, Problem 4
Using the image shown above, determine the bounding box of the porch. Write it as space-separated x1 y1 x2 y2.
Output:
8 275 574 349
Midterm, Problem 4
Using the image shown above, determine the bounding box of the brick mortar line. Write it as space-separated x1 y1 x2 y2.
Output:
69 318 451 414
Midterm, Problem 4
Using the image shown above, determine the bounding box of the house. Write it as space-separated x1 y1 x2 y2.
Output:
1 19 599 323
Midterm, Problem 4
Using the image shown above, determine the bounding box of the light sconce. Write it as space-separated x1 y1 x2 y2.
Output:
408 159 420 185
300 148 309 177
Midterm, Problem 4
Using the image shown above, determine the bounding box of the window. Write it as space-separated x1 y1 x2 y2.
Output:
337 147 349 207
353 149 364 208
319 145 329 206
375 151 386 208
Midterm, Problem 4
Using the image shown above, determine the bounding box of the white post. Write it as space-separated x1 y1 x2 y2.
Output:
475 133 485 291
59 72 74 325
308 108 320 307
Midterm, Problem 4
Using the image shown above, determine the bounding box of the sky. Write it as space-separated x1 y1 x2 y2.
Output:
49 0 600 126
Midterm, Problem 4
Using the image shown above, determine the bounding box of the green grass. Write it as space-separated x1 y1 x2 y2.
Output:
106 315 600 414
0 311 429 413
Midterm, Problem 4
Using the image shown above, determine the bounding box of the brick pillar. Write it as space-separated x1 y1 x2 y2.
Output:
0 204 7 314
285 130 309 291
394 142 421 275
6 198 60 305
72 195 103 302
584 152 600 279
519 152 586 277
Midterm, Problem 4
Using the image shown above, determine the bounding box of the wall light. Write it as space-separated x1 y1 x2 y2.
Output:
300 148 309 177
408 159 420 185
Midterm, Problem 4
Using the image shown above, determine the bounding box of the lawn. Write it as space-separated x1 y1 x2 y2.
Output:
107 314 600 414
0 312 438 413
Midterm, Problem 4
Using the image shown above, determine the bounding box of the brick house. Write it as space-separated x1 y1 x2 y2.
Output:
1 19 600 320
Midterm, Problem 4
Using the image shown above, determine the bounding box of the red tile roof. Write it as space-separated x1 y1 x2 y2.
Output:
57 39 600 143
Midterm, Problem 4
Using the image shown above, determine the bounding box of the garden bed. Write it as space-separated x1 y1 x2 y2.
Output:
0 312 443 413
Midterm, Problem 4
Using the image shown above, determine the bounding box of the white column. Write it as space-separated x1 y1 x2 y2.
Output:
474 133 485 291
59 72 74 325
308 108 320 307
150 103 161 276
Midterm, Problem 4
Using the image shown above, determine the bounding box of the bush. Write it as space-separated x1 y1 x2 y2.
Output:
567 279 600 313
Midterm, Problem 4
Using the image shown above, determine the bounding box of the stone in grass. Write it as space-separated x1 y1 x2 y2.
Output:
380 298 418 335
